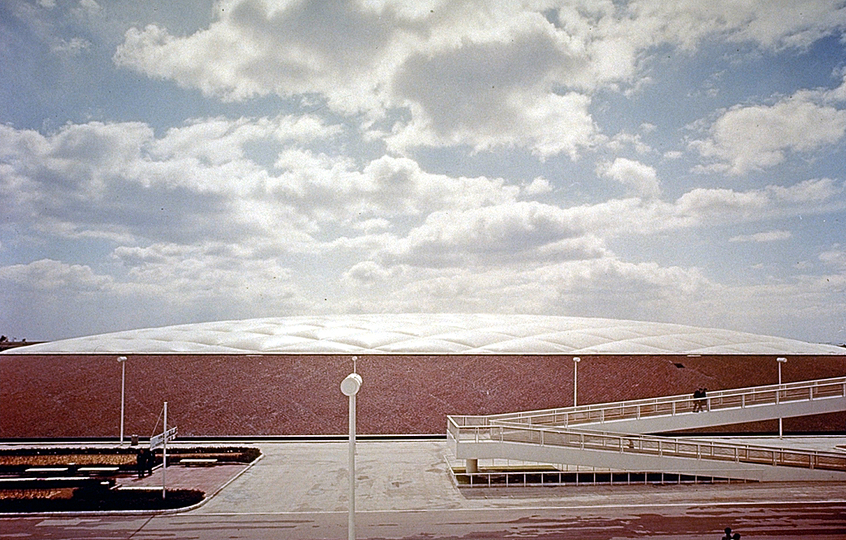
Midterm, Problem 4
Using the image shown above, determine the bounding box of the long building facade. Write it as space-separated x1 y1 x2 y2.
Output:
2 314 844 438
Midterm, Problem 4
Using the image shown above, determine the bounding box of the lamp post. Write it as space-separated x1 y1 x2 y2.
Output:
117 356 128 444
777 357 787 438
573 357 581 407
340 358 362 540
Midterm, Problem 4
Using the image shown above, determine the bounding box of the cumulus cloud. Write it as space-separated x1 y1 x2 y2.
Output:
353 177 846 277
596 157 661 199
6 115 840 276
111 0 846 159
387 16 599 157
114 0 400 113
819 246 846 270
691 86 846 175
668 179 845 224
338 254 713 321
111 242 302 305
150 114 340 166
1 116 405 247
0 259 112 291
729 230 792 243
8 0 846 344
50 37 91 55
767 177 843 203
524 176 553 196
377 201 603 268
263 151 521 225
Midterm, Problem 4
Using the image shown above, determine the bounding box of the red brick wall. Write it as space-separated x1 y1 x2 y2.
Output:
1 354 844 437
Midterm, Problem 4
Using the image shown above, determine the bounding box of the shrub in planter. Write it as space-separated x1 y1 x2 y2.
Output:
0 488 205 512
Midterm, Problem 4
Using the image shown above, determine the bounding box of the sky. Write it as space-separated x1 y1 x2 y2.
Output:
1 0 845 345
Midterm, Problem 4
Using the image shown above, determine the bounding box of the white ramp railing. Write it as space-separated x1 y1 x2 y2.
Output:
447 376 846 482
483 376 846 431
448 418 846 474
447 418 846 481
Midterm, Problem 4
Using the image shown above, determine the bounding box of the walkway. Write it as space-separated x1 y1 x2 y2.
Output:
448 377 846 482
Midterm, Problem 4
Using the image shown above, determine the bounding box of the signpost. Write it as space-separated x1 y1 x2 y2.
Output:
149 402 176 499
149 426 177 450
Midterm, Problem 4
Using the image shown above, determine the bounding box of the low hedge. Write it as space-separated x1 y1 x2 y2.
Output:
0 487 204 512
0 446 261 472
0 446 260 512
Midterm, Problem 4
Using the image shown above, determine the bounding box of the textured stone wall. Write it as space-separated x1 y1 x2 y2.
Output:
1 354 844 437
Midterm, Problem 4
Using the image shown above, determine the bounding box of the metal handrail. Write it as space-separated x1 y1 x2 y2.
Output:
447 418 846 473
477 376 846 427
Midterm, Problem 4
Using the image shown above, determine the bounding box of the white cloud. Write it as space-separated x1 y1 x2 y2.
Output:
386 15 600 157
110 0 846 161
111 242 303 305
607 131 653 154
610 0 846 52
524 176 553 196
339 254 713 322
729 230 792 243
113 0 400 113
674 187 779 221
723 0 846 49
691 92 846 175
377 201 603 268
395 90 600 159
767 177 842 203
0 118 528 267
9 115 837 268
151 114 340 166
50 37 91 55
7 0 846 346
342 260 399 286
78 0 100 14
596 157 661 199
358 178 846 276
0 259 112 291
819 246 846 270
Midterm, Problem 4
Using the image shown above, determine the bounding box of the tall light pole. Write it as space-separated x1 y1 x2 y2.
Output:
777 357 787 438
573 357 581 407
340 357 362 540
117 356 128 444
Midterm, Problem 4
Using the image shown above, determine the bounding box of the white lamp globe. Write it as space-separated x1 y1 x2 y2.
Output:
341 373 362 396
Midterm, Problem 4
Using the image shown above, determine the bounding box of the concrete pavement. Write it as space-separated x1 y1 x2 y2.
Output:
194 438 846 515
3 437 846 538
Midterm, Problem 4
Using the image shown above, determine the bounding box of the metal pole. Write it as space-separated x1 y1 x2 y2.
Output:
117 356 127 445
349 391 356 540
340 372 362 540
777 357 787 438
162 401 167 499
573 357 581 407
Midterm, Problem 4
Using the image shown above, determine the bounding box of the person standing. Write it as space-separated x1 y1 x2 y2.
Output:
693 388 702 412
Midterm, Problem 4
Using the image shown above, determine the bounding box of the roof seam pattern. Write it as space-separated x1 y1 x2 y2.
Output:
4 314 844 356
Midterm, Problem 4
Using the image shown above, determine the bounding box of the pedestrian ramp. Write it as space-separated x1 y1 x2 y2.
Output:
447 377 846 482
485 377 846 434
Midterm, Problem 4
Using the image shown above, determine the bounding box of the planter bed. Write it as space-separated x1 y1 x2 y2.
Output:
0 446 259 512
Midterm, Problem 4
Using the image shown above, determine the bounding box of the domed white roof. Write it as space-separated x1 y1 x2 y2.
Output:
5 314 844 355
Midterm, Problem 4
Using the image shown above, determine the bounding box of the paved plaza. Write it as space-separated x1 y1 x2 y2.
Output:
4 437 846 538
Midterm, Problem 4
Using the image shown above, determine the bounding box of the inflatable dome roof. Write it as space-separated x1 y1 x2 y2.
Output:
5 314 845 355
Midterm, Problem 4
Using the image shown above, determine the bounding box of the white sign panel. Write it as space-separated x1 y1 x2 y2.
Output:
150 426 177 450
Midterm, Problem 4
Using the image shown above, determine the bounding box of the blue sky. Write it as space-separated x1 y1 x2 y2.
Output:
1 0 845 344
